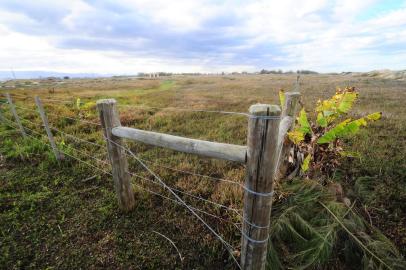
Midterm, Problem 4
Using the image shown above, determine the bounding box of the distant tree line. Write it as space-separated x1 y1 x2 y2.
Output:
259 69 318 75
136 70 319 77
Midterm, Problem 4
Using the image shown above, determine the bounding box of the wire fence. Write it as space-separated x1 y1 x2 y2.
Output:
0 92 250 269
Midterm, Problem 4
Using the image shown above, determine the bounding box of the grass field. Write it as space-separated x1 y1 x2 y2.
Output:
0 74 405 269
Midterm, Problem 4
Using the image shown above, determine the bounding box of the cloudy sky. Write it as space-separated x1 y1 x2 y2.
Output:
0 0 405 75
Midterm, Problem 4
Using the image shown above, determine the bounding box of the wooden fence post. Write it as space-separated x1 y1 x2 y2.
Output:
277 92 301 179
282 92 300 118
5 93 27 138
241 104 281 270
97 99 135 212
35 96 64 160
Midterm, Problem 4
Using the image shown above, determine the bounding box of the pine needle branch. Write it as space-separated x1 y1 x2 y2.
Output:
319 201 393 270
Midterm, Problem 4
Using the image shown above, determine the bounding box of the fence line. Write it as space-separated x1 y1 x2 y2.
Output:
9 93 75 104
43 111 101 126
49 125 241 187
5 92 249 117
5 100 244 210
5 113 237 211
1 116 242 269
49 126 106 148
1 116 237 227
5 93 27 137
129 170 241 214
51 124 244 187
105 133 242 269
10 102 101 127
133 157 243 186
0 91 301 269
0 117 111 176
1 114 110 175
3 117 238 228
130 178 242 230
117 103 249 116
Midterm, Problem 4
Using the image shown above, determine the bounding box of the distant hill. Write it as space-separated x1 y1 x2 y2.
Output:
0 71 113 80
357 69 406 80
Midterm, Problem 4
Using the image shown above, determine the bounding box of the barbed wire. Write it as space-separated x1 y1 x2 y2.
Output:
0 95 248 268
2 116 110 170
40 97 75 104
2 115 242 218
1 118 242 267
8 93 75 104
45 125 242 189
49 126 105 148
44 110 101 126
2 118 239 224
3 101 244 214
103 135 241 269
6 103 244 188
130 179 241 229
117 103 249 117
120 148 243 187
2 100 101 127
3 92 248 117
13 104 38 113
129 171 241 215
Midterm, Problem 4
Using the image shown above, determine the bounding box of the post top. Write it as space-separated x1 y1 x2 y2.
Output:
249 104 281 116
96 98 117 105
285 92 301 97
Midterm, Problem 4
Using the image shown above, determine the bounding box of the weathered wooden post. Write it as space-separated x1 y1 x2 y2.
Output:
35 96 64 160
97 99 135 212
241 104 281 270
277 92 301 179
5 93 27 138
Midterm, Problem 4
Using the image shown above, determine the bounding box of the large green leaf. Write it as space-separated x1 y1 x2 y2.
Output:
317 112 380 144
298 108 311 134
317 119 352 144
337 92 357 113
288 130 305 144
317 112 328 127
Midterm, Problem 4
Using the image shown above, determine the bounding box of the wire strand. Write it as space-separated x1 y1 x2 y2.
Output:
49 126 105 148
119 145 243 187
103 136 241 269
45 110 101 126
129 171 241 215
1 117 242 268
1 118 112 176
131 179 240 228
117 103 248 117
5 101 100 127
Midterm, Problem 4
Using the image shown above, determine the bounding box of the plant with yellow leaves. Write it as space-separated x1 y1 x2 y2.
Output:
280 87 382 179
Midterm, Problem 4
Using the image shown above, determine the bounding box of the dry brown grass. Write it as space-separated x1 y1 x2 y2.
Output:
1 74 405 268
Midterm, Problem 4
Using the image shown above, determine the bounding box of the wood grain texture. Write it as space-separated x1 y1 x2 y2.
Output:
97 99 135 212
5 93 27 138
35 96 64 160
241 104 281 270
112 126 247 163
278 92 301 179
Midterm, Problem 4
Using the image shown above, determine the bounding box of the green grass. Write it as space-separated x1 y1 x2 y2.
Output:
0 74 405 269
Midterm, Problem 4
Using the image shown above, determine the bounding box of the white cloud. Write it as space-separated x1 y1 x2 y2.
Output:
0 0 405 74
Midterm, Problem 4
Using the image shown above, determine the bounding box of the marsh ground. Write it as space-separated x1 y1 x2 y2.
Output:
0 74 405 269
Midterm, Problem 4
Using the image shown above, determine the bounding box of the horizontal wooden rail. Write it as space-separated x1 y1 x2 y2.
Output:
112 126 247 163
